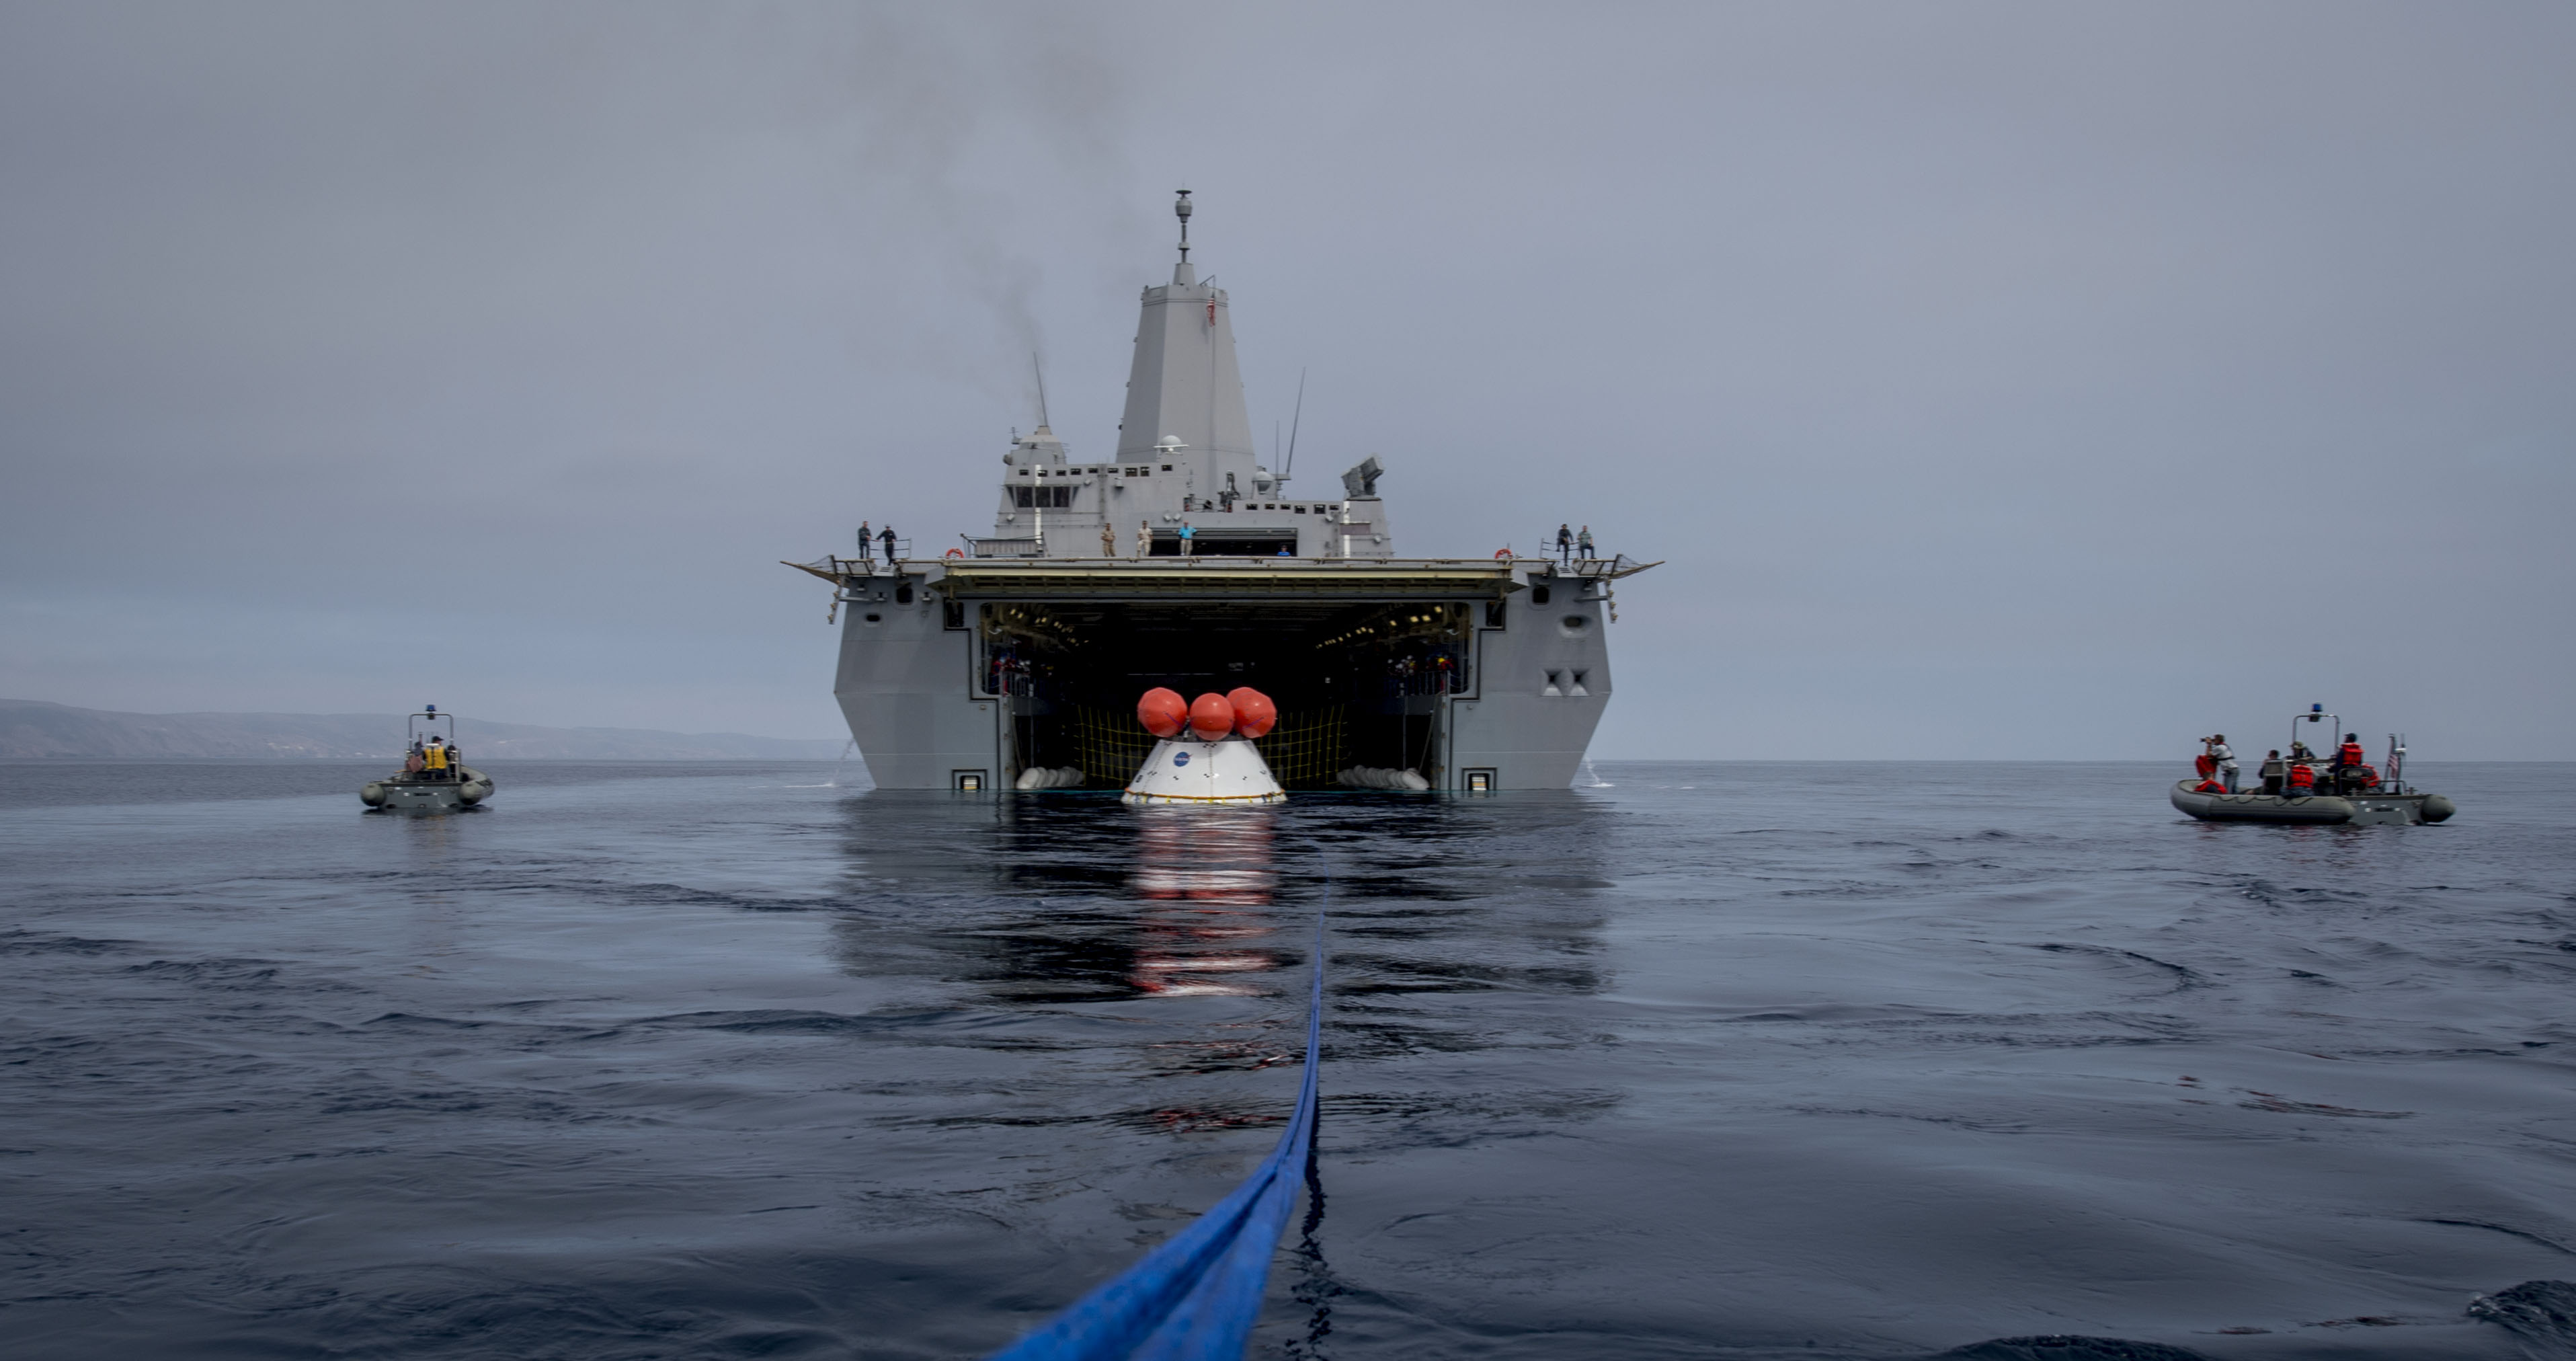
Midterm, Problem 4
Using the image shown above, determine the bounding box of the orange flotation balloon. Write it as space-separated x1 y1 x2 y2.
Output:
1137 687 1188 738
1225 687 1277 739
1188 692 1236 742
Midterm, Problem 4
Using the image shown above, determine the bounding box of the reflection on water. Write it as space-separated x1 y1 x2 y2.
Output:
1131 809 1281 997
826 791 1617 1022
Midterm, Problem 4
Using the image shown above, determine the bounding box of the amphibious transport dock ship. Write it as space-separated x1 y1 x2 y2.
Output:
791 194 1654 792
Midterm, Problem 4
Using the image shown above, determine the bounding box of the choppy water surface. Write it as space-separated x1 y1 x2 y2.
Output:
3 759 2573 1360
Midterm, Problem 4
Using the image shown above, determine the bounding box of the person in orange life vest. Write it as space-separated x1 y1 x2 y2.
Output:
2285 760 2317 795
2193 776 2226 793
2334 732 2367 791
2195 750 2217 779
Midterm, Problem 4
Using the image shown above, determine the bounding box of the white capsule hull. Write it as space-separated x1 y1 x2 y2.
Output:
1123 736 1286 805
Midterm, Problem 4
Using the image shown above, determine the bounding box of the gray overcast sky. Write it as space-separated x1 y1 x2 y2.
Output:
3 2 2569 759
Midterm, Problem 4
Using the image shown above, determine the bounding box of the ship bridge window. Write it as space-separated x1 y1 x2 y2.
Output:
1013 486 1076 509
1160 463 1174 471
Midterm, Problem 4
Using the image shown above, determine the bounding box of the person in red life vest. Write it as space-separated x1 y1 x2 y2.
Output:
2285 761 2317 796
2195 749 2217 780
2193 777 2226 793
2333 732 2367 792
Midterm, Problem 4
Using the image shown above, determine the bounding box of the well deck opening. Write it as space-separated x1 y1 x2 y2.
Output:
977 599 1474 787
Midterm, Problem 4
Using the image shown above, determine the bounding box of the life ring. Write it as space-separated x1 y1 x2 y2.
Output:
1494 548 1513 559
944 547 965 558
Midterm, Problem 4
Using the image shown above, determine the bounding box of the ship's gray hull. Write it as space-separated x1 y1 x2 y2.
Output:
826 557 1625 791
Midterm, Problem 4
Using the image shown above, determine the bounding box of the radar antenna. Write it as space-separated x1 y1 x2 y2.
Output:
1175 189 1193 264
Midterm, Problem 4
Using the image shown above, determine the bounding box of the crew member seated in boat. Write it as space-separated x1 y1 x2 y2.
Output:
2284 759 2317 797
406 738 426 775
424 738 451 779
2259 748 2285 795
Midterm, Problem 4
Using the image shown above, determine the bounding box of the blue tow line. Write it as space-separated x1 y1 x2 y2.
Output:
990 906 1326 1361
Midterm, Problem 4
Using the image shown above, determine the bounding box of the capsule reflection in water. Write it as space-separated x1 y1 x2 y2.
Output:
1128 808 1281 996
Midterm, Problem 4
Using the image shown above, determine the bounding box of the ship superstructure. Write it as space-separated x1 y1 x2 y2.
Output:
791 193 1653 791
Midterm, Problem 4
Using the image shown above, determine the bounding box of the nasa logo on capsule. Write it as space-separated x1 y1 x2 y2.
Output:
1172 751 1191 767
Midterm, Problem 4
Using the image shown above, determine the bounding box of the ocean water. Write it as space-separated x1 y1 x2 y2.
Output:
3 759 2572 1360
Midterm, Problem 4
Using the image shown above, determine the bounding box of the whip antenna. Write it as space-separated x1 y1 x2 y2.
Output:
1283 368 1307 479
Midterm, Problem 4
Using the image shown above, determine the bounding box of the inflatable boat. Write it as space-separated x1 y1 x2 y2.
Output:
361 705 494 814
2169 780 2453 826
2172 706 2451 826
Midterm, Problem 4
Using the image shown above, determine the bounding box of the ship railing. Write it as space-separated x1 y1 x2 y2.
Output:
1529 531 1605 561
1564 553 1660 580
818 553 884 578
827 541 912 573
966 535 1048 559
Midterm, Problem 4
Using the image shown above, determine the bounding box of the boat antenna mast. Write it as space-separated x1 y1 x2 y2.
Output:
1031 352 1051 429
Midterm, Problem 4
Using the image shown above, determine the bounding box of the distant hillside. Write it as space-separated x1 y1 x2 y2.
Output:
0 699 846 761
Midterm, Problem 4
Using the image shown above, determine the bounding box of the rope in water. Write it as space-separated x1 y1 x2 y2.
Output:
990 904 1326 1361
